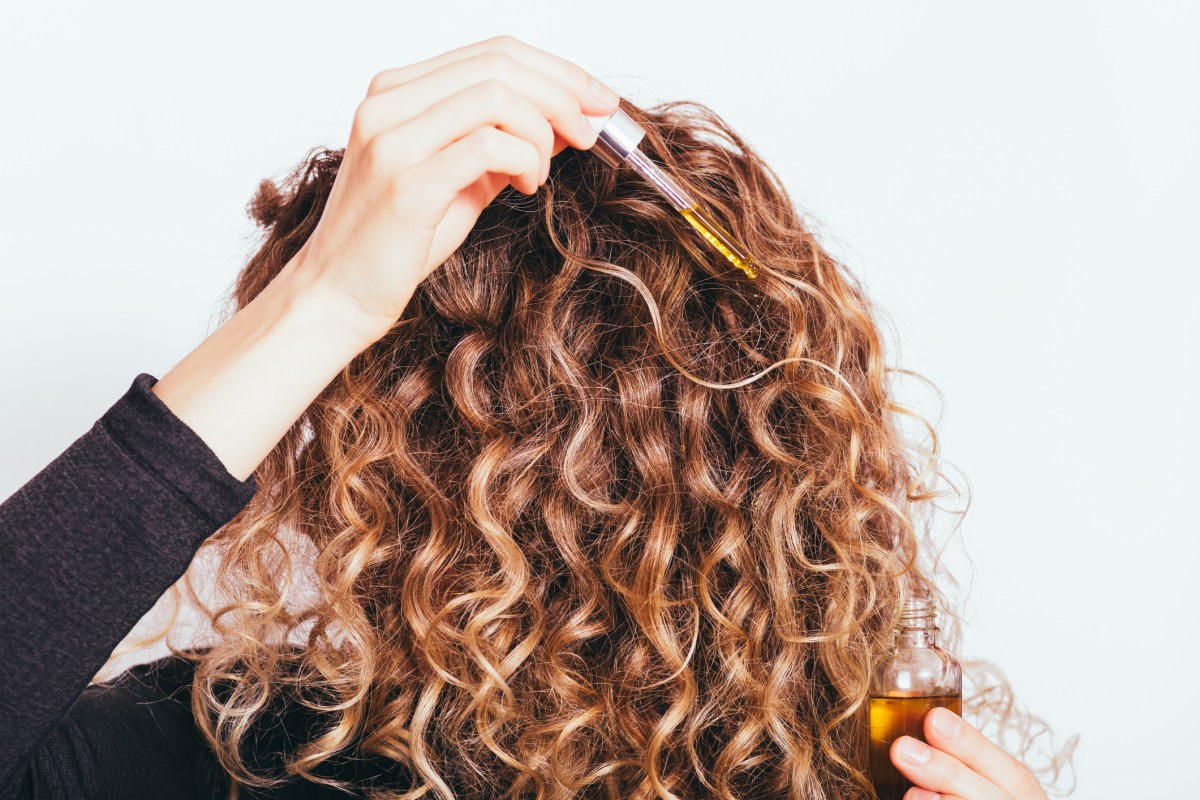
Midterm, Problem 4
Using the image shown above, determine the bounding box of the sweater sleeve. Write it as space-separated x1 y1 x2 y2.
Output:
0 373 258 796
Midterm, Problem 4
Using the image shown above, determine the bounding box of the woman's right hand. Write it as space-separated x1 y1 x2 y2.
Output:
287 34 622 345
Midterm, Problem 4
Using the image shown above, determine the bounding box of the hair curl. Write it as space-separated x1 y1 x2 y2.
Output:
97 98 1076 799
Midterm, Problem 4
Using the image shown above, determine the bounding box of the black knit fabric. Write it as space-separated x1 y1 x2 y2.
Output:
0 373 262 799
0 374 430 799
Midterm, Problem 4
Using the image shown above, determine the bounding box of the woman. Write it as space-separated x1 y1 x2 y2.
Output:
0 35 1061 800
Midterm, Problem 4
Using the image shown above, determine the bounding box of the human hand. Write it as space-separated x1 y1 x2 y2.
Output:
891 707 1047 800
287 34 621 345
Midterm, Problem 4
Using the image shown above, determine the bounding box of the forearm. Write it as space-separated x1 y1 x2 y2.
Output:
150 257 395 482
0 373 260 795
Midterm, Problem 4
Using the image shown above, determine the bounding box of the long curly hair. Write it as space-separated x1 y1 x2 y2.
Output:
97 98 1076 799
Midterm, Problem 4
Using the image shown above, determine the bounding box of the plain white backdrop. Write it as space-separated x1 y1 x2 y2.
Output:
1 1 1195 796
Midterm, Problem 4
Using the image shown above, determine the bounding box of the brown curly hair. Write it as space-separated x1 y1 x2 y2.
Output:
97 98 1076 799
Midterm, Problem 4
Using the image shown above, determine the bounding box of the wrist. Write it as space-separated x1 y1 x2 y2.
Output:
150 253 404 482
273 255 404 354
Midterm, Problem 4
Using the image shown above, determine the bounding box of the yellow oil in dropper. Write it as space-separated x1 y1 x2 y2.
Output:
678 205 759 279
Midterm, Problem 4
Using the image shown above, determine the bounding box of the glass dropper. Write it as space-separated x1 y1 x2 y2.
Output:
585 107 759 279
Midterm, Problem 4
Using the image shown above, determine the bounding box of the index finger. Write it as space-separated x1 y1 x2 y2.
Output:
368 34 619 114
923 708 1047 798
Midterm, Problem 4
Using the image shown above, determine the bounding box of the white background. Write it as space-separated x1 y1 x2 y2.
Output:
2 2 1195 795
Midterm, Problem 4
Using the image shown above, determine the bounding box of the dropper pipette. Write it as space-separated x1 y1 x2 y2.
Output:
585 107 759 279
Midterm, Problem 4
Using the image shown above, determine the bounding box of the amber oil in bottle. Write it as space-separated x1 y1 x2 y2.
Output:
867 590 962 800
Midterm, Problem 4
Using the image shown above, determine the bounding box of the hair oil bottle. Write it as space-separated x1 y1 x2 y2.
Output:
868 589 962 800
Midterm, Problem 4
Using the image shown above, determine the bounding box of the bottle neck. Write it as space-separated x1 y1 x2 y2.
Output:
893 594 940 649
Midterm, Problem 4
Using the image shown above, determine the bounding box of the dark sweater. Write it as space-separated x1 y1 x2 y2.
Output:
0 374 389 799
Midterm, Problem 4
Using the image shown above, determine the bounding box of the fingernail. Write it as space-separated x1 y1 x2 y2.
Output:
930 707 962 740
897 736 932 766
909 789 941 800
591 77 619 107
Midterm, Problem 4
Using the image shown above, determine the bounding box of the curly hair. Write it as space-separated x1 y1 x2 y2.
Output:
96 98 1076 799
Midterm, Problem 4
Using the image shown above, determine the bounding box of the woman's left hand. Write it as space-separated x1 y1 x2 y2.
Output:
891 707 1047 800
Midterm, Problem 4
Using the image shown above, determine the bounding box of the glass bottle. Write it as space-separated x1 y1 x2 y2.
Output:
867 589 962 800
